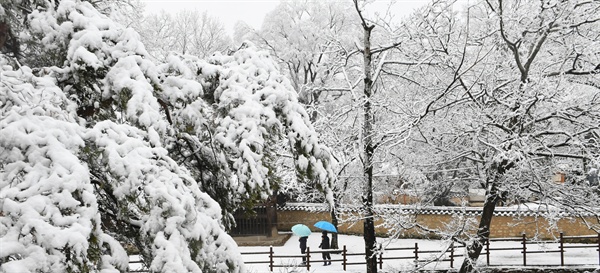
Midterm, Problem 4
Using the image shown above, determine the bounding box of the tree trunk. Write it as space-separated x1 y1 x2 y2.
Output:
330 200 339 249
458 182 499 273
361 22 378 273
459 162 509 273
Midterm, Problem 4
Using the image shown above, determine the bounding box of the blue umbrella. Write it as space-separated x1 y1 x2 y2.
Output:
291 224 312 237
314 220 337 233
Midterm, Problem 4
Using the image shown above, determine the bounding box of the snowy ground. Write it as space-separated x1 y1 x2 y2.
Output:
239 233 600 273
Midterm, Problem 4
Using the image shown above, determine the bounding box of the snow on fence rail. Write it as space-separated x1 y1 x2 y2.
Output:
237 233 600 272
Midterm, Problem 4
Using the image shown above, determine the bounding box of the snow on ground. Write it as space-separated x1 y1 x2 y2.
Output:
239 233 600 273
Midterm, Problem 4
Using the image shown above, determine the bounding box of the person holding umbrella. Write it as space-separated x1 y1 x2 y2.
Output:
319 231 331 265
292 224 311 265
299 236 308 264
314 220 336 266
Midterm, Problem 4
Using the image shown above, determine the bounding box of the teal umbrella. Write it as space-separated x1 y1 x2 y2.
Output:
314 220 337 233
291 224 312 237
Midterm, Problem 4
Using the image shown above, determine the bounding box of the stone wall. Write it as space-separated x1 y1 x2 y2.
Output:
277 204 599 240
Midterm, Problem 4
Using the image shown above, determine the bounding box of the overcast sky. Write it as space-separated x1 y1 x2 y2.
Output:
140 0 432 35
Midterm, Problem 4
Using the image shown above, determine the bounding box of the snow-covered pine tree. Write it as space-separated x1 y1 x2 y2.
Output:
1 0 335 272
157 45 336 227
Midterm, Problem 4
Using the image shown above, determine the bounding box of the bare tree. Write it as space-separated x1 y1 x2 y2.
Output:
342 1 598 272
136 9 231 61
254 0 358 120
354 1 378 270
392 1 600 272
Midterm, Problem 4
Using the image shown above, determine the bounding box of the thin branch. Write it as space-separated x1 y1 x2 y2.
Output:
529 152 589 159
372 50 389 83
371 41 402 54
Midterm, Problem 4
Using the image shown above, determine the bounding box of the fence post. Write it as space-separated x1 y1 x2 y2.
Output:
486 238 490 266
522 233 527 266
559 232 564 267
269 246 273 272
343 245 347 271
414 242 419 268
379 244 383 270
450 242 454 268
306 247 311 271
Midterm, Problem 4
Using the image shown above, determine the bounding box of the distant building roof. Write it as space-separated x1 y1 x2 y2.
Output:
279 202 596 217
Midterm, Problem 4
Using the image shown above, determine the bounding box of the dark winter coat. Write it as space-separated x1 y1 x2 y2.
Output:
319 234 330 249
299 236 308 252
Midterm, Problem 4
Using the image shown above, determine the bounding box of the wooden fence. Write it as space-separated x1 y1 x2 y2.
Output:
128 233 600 272
483 233 600 267
239 233 600 271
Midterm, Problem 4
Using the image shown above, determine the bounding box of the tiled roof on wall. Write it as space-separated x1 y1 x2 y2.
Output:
279 202 594 217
